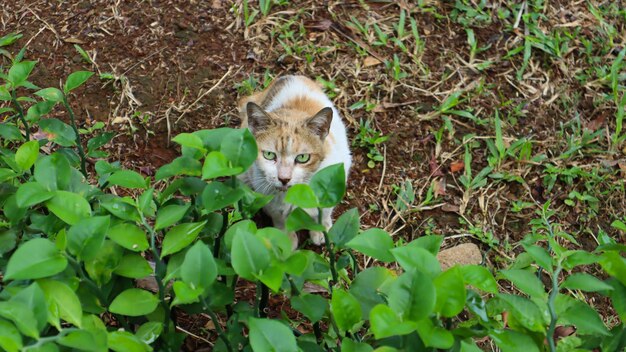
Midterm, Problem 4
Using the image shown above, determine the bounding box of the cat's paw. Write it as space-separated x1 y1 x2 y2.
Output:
288 231 299 251
309 231 326 246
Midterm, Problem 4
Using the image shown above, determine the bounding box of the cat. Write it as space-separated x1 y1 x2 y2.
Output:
238 75 352 248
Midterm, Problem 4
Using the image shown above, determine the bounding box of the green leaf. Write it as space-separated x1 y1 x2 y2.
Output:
415 318 454 349
406 235 443 255
328 208 359 247
154 204 190 230
64 71 94 93
497 294 546 333
171 281 204 306
67 216 109 261
172 133 206 151
46 190 91 225
231 230 270 280
201 181 244 213
350 267 397 318
460 265 498 293
38 279 83 328
8 60 36 87
523 244 553 271
202 151 242 179
11 283 47 332
600 251 626 287
341 339 373 352
560 273 614 292
255 265 284 293
114 253 153 278
500 269 546 299
155 156 202 180
35 153 71 191
434 266 466 317
39 118 77 146
0 123 23 141
160 221 207 257
0 168 17 183
291 294 327 323
369 304 416 339
135 321 163 345
346 228 394 262
109 289 159 317
284 184 319 208
58 330 100 352
181 241 217 290
330 289 362 333
100 198 140 222
285 207 325 232
560 300 609 336
15 140 39 170
107 170 147 189
220 128 258 170
490 329 540 352
391 245 441 277
607 279 626 321
388 270 436 322
0 319 22 352
0 301 39 339
0 32 22 47
108 330 150 352
107 223 149 252
35 87 64 102
310 163 346 207
4 238 67 280
248 318 298 352
16 182 54 207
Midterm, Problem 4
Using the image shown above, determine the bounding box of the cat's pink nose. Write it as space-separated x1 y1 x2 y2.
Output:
279 177 291 185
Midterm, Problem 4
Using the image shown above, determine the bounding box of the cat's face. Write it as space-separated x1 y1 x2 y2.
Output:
246 102 332 192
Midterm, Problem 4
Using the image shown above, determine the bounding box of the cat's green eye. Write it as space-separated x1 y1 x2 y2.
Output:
263 151 276 161
295 154 310 163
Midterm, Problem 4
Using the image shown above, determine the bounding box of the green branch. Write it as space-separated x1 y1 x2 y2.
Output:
62 95 87 177
11 89 30 139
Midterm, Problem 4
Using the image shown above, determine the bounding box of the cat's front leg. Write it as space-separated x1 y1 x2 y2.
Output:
308 208 332 246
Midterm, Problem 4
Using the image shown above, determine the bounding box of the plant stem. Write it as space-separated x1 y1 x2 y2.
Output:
318 208 338 291
67 256 108 305
201 297 233 352
141 216 172 334
546 265 562 352
22 328 77 350
62 95 87 177
67 256 131 331
255 281 269 318
11 89 30 139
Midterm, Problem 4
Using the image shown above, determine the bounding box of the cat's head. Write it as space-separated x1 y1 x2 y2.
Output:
245 102 332 192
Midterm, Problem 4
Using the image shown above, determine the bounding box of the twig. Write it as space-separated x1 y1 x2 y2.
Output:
176 325 214 346
62 95 88 177
174 66 237 124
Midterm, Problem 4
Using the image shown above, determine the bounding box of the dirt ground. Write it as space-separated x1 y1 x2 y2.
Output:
2 0 625 350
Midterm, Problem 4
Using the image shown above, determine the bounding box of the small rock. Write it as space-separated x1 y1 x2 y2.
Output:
437 243 482 270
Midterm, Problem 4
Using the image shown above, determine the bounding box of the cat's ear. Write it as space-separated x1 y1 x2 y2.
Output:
246 102 272 133
306 107 332 139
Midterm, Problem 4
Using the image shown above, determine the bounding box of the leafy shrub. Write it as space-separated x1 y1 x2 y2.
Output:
1 41 625 352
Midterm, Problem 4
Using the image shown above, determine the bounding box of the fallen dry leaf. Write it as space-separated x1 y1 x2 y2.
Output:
304 19 333 32
363 56 382 67
433 179 446 197
64 37 85 44
430 155 444 176
450 161 464 173
442 203 459 212
584 113 606 131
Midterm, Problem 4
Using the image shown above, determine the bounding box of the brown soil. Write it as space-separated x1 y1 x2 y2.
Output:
2 0 623 350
